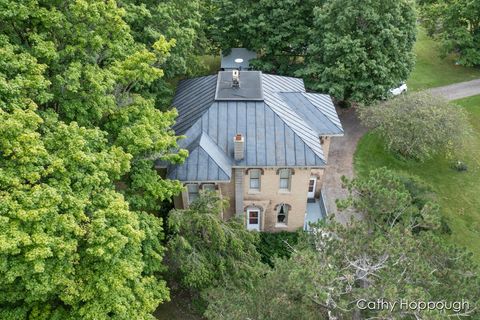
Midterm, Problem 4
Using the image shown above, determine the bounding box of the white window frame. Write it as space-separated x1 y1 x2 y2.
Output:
307 176 317 199
249 169 261 191
186 184 199 205
278 168 292 191
246 208 261 231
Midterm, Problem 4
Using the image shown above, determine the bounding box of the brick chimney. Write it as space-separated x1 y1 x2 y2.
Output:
233 134 244 161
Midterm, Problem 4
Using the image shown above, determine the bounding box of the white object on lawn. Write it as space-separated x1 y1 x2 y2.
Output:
389 82 408 96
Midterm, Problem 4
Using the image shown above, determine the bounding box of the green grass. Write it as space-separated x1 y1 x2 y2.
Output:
354 95 480 262
407 28 480 91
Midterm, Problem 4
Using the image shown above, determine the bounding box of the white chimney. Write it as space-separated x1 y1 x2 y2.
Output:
233 134 244 161
232 70 240 88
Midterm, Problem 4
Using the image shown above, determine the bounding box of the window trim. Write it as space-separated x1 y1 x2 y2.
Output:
186 184 199 205
246 207 261 231
275 203 290 227
248 168 262 191
278 168 292 191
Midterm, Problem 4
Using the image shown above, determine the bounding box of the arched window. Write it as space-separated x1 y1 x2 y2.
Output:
276 203 291 225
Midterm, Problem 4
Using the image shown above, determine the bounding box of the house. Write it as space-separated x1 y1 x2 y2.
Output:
158 49 343 232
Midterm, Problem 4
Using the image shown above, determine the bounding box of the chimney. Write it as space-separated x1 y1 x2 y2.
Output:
233 134 244 161
232 70 240 88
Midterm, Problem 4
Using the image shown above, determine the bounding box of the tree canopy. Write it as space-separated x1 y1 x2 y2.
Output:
358 92 472 161
208 0 417 102
421 0 480 66
204 169 480 319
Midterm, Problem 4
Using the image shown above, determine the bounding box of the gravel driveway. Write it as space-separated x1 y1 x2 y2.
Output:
323 79 480 225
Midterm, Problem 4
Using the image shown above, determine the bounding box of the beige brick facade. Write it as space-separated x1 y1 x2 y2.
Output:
175 166 326 232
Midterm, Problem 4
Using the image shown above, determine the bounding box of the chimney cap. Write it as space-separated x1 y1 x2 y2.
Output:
235 133 244 141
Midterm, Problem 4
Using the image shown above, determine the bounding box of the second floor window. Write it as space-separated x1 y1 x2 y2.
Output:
278 168 292 191
187 184 199 204
249 169 261 191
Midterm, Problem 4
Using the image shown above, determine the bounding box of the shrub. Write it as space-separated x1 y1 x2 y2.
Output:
358 92 472 161
256 231 300 266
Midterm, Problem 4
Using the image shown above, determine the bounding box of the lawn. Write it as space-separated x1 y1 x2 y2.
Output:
407 28 480 91
354 95 480 262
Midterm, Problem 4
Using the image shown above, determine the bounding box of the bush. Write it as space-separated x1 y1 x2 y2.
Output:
256 231 300 266
358 92 472 161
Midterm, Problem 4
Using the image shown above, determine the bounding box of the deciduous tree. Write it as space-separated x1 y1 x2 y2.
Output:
358 92 472 161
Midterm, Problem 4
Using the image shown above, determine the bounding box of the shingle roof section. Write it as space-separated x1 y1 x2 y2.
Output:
167 132 232 182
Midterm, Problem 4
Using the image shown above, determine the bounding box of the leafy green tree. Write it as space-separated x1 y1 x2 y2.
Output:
208 0 317 74
204 169 480 319
358 92 472 161
298 0 417 102
421 0 480 66
206 222 480 319
338 168 442 232
119 0 211 107
167 191 263 292
0 106 168 319
0 0 187 212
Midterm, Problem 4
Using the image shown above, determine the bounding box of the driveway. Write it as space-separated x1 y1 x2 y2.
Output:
324 79 480 225
427 79 480 101
323 106 368 225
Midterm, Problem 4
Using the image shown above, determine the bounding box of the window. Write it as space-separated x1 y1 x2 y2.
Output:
277 203 289 225
278 168 292 191
187 184 199 204
249 169 261 191
202 183 216 192
246 208 260 231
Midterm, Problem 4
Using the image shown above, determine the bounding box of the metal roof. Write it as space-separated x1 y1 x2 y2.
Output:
164 71 343 181
215 71 263 101
221 48 257 70
167 132 232 182
280 92 343 135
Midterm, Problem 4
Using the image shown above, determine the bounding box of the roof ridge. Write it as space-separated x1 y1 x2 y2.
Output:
301 92 344 133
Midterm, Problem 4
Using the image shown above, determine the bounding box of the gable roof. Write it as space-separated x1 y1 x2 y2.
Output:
167 132 232 182
164 70 343 182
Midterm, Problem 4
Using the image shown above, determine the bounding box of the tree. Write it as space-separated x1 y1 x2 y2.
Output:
358 92 472 161
421 0 480 66
337 168 442 233
297 0 417 102
119 0 212 107
204 169 480 320
0 0 187 212
207 0 317 74
206 223 480 319
167 191 263 292
0 106 168 319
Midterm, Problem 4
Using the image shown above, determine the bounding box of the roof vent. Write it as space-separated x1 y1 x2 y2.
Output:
232 70 240 88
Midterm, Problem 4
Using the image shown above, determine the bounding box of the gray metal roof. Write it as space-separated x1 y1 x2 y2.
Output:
215 71 263 101
280 92 343 135
221 48 257 70
164 71 343 181
167 132 232 182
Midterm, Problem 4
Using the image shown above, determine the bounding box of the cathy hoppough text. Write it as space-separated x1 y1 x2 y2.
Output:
356 298 470 314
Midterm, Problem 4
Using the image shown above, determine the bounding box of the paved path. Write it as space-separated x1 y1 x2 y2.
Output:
324 79 480 225
323 107 367 225
427 79 480 101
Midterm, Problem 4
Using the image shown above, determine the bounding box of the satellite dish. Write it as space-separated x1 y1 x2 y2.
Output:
234 58 244 64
